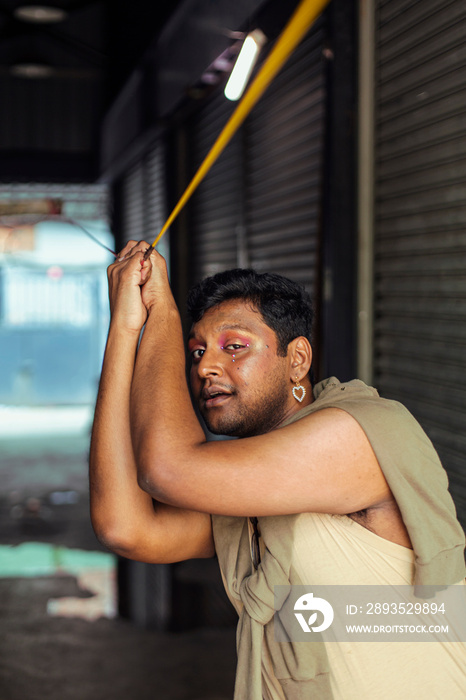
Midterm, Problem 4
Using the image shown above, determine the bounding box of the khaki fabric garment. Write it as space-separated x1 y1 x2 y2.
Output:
290 512 466 700
281 378 466 588
213 514 334 700
212 377 466 700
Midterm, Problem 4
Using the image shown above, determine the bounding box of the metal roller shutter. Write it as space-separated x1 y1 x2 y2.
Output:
120 143 168 262
189 94 241 281
245 25 325 293
115 145 171 634
188 20 326 295
374 0 466 525
122 161 145 245
146 143 170 264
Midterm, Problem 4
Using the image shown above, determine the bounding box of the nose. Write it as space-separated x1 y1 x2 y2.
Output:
196 348 225 379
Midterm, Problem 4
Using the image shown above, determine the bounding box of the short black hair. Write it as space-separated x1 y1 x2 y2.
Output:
186 268 314 358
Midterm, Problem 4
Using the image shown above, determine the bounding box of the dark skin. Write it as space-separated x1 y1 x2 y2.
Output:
89 240 411 564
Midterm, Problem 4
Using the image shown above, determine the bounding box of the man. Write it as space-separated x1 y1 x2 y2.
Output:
90 240 466 700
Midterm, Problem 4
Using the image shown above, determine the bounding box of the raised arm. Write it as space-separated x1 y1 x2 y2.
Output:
89 240 214 563
130 248 391 518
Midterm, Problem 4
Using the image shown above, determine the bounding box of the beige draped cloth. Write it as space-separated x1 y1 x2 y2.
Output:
212 378 466 700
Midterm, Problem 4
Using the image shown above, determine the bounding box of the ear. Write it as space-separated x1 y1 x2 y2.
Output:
288 336 312 383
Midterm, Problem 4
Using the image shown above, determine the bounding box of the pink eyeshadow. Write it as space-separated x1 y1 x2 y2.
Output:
218 333 251 348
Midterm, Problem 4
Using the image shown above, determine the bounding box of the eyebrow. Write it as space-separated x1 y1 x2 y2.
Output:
188 322 255 341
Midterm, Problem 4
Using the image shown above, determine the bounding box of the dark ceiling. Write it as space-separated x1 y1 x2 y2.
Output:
0 0 303 183
0 0 182 181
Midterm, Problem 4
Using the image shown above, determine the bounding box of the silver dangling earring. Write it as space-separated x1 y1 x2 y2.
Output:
292 377 306 403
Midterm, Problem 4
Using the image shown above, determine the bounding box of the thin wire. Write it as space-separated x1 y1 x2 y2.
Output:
144 0 331 260
0 214 117 257
55 216 117 257
54 216 117 256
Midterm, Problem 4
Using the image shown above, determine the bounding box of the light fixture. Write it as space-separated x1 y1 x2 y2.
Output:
224 29 266 102
14 5 67 24
10 63 55 79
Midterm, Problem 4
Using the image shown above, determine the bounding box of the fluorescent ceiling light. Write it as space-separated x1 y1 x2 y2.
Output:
10 63 55 79
14 5 67 23
224 29 266 102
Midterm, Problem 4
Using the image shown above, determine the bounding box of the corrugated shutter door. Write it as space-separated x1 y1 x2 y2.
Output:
146 142 169 264
122 161 145 245
189 94 241 281
245 24 326 293
374 0 466 525
120 143 168 262
189 21 325 291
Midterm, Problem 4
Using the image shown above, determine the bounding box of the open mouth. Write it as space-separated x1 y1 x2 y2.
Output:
202 388 233 409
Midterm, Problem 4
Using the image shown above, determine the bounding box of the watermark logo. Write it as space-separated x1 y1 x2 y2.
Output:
294 592 334 633
275 584 466 643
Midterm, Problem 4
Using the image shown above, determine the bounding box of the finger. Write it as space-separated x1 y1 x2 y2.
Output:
139 247 163 278
117 240 150 261
108 249 145 284
140 256 152 285
140 250 171 291
116 240 138 260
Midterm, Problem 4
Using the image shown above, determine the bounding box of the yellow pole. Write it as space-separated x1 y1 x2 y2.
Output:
145 0 331 256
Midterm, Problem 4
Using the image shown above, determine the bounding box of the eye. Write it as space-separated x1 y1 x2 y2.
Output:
221 342 250 353
191 348 205 361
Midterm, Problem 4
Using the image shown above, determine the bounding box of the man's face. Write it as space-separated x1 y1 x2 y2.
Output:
188 299 294 437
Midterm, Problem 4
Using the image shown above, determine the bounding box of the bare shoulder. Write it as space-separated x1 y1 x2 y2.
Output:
281 405 382 462
273 405 394 515
306 409 413 547
289 404 369 433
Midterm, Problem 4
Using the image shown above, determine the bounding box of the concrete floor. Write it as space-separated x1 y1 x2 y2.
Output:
0 575 236 700
0 421 237 700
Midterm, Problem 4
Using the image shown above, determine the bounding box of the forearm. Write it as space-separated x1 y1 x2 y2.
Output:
89 322 157 552
130 302 206 495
